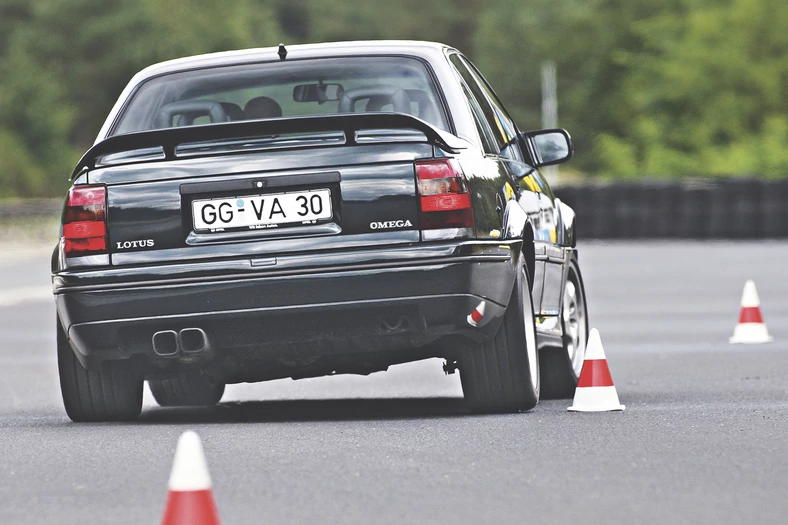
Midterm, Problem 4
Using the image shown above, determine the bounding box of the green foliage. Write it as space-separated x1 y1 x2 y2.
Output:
1 0 787 197
0 129 50 197
611 0 788 177
142 0 284 58
293 0 480 51
1 0 154 197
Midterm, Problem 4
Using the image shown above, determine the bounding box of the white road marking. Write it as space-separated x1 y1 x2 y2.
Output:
0 285 53 307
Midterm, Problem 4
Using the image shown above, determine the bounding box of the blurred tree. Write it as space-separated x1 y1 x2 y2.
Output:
0 0 285 196
274 0 310 41
297 0 481 53
1 0 158 196
0 0 32 55
608 0 788 177
1 0 787 197
143 0 284 58
474 0 693 175
474 0 574 131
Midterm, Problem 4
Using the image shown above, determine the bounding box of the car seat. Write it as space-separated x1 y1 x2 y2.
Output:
404 90 439 123
155 100 229 128
220 102 245 121
338 86 411 114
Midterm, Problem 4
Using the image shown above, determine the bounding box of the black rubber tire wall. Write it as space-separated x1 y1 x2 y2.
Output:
57 317 143 422
460 256 539 413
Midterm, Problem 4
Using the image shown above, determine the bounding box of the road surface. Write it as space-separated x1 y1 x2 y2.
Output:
1 241 786 524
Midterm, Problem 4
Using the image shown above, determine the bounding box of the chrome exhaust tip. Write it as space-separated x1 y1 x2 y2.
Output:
179 327 209 354
151 330 179 356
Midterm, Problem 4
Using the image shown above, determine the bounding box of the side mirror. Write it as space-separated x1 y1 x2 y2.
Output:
520 128 573 167
292 83 344 103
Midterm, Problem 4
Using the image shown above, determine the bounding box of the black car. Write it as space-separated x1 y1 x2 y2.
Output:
53 40 589 421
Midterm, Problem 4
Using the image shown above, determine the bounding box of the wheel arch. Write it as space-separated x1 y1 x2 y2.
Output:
500 197 536 292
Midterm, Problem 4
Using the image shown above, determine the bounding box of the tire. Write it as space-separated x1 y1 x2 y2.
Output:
149 371 225 407
57 316 143 422
460 254 540 413
539 256 589 399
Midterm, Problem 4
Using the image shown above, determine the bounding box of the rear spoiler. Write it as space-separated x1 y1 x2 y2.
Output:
72 113 467 179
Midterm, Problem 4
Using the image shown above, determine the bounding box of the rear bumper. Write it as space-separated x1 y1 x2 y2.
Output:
53 241 519 371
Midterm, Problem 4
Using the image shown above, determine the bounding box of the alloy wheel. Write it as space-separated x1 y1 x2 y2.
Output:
562 274 587 377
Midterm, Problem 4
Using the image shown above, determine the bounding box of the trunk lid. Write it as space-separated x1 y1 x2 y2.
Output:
71 115 468 266
71 114 470 266
95 141 430 265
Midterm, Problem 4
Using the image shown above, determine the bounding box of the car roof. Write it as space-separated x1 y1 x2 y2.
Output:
135 40 455 79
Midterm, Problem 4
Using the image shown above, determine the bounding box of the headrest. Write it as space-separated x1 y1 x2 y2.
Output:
156 100 228 128
338 86 411 114
244 96 283 120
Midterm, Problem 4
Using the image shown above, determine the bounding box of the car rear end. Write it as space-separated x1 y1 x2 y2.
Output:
53 48 519 387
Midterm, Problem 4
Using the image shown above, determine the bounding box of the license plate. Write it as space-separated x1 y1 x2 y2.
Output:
192 189 333 232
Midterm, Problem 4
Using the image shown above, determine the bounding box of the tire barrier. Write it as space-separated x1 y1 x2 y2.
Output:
555 178 788 239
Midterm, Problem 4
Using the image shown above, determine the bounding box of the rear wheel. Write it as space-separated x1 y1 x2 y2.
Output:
57 316 143 422
539 256 589 399
460 254 540 413
149 371 225 407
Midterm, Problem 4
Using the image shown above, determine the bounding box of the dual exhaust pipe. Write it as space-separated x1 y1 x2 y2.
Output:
152 328 209 357
153 317 408 356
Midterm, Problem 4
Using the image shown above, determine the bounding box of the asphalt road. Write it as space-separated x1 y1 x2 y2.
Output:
1 241 787 524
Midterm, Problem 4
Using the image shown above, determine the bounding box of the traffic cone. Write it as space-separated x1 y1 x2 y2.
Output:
568 328 625 412
161 431 221 525
467 301 486 327
729 280 773 344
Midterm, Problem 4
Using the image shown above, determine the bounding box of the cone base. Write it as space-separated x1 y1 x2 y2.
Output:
568 404 625 412
729 337 774 345
568 385 625 412
729 323 773 345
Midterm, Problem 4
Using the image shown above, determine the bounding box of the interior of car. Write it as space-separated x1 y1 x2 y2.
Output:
157 85 440 128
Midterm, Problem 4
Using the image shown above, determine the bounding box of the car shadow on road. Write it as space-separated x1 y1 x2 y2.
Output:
137 396 473 424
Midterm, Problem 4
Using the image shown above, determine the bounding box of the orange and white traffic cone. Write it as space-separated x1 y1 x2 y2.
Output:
729 280 773 344
568 328 625 412
467 301 486 327
161 431 221 525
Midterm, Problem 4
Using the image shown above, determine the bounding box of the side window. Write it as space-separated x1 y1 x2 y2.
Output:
449 54 505 150
460 82 498 155
454 55 525 162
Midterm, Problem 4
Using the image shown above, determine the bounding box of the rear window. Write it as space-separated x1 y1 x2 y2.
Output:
112 56 449 136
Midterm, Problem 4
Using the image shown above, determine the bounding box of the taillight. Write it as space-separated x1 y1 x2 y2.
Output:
62 185 107 256
416 159 474 238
